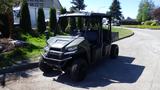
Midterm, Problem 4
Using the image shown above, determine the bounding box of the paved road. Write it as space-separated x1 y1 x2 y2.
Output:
1 28 160 90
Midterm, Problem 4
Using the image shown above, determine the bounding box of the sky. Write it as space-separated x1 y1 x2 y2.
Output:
59 0 160 19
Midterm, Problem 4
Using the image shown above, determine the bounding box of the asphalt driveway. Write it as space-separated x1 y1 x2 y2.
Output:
1 28 160 90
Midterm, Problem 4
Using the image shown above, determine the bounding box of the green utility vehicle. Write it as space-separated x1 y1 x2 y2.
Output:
39 12 119 81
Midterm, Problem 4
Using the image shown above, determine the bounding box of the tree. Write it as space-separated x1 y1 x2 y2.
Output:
49 8 57 36
59 8 68 32
71 0 86 11
37 8 46 34
152 7 160 21
109 0 122 20
20 0 32 33
137 0 155 22
0 0 14 38
0 14 10 38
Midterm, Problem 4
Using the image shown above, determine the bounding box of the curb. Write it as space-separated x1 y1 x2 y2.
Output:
113 32 135 42
0 62 39 75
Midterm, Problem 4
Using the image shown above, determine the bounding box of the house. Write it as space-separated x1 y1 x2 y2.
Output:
13 0 62 28
27 0 62 9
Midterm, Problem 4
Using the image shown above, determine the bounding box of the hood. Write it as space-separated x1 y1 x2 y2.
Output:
47 36 84 49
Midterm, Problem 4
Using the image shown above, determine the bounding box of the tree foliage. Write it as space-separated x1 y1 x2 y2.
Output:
20 0 32 33
137 0 155 22
109 0 122 20
0 0 13 14
71 0 86 11
49 8 57 36
0 14 10 38
37 8 46 34
152 7 160 21
0 0 14 38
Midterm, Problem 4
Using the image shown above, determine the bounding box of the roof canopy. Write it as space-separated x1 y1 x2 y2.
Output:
59 12 111 18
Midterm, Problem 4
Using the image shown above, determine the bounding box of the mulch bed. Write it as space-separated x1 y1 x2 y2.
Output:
0 38 15 53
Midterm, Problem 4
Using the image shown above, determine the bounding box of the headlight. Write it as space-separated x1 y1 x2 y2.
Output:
67 46 77 52
44 46 50 52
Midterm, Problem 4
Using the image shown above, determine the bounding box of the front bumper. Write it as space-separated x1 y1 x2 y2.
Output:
41 51 76 69
42 53 72 62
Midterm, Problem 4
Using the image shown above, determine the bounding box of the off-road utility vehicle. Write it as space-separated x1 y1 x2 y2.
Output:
39 12 119 81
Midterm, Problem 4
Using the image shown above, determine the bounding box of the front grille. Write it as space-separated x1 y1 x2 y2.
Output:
50 48 61 51
47 53 61 59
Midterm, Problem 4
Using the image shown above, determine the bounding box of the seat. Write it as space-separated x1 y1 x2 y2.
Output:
84 30 98 45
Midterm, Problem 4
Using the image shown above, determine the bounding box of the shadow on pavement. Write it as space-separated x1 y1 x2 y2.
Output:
45 56 145 89
43 71 61 77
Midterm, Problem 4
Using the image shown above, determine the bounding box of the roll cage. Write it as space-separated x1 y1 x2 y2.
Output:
58 12 112 45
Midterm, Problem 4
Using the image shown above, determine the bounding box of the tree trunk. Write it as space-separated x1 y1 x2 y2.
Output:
6 9 14 39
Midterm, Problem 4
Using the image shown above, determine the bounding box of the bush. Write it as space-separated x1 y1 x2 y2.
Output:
37 8 46 34
144 21 159 26
151 21 159 26
120 20 141 25
144 21 153 25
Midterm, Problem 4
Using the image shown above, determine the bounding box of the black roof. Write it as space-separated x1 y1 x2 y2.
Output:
59 12 111 18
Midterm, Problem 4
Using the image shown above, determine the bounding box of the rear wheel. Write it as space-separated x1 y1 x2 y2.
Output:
70 58 88 82
110 44 119 59
39 57 53 73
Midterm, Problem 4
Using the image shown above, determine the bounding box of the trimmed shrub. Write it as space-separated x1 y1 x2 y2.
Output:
151 21 159 26
144 21 153 25
37 8 46 34
60 8 68 32
20 0 32 33
49 8 57 36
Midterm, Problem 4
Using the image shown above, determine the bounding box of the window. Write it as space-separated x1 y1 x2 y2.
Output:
39 0 43 2
30 3 34 6
39 3 43 7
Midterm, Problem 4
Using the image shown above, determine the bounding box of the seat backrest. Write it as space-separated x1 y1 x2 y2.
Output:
84 30 98 44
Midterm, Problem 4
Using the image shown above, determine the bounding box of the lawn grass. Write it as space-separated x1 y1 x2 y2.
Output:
112 27 134 39
0 34 46 68
123 25 160 29
21 34 46 59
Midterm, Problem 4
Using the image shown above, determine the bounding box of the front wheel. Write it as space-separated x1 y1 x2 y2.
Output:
110 44 119 59
39 57 53 73
70 59 88 82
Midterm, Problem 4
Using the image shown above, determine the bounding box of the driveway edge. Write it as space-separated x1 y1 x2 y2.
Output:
114 32 134 42
0 62 39 75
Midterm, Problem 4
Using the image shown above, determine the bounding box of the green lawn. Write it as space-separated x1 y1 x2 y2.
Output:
0 34 46 68
123 25 160 29
112 27 134 39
